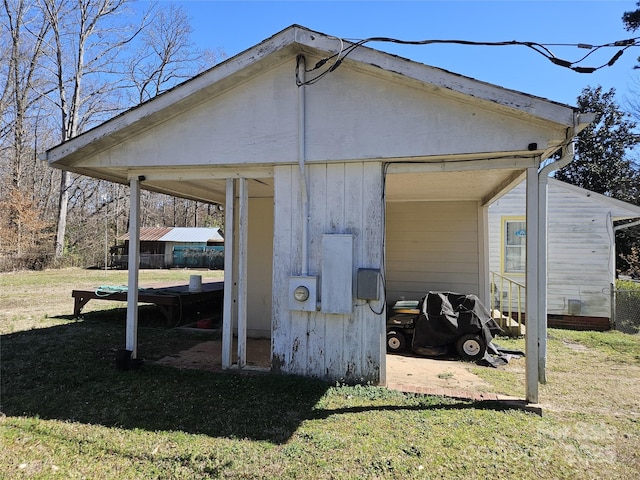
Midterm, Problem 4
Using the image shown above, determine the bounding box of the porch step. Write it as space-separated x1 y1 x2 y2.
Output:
492 310 525 336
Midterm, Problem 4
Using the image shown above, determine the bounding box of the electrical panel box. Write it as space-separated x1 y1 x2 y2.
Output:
289 276 318 312
357 268 380 300
321 234 353 314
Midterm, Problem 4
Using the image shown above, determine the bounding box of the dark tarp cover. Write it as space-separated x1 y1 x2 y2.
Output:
411 292 519 366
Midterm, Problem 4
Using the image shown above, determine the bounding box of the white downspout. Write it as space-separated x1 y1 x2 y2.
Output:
536 141 575 385
297 54 310 276
532 111 594 392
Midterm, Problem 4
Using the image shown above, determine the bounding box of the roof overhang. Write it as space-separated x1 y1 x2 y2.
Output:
42 25 586 205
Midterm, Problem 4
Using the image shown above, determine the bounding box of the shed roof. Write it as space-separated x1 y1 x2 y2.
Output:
118 227 223 243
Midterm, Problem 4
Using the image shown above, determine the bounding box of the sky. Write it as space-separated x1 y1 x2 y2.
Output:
139 0 640 108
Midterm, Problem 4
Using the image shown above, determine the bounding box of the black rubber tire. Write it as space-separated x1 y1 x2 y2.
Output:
386 330 407 353
455 334 486 361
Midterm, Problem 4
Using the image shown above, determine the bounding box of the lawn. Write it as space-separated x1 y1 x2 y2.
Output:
1 268 639 479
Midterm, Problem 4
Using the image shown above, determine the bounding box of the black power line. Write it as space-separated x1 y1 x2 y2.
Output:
296 36 640 85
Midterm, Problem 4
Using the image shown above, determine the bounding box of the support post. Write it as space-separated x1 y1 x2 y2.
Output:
237 177 248 368
537 176 549 384
222 178 235 368
525 167 539 403
478 203 490 307
126 177 141 358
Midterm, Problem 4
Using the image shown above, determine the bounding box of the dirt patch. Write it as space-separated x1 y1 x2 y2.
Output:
561 340 591 352
156 338 271 371
156 338 492 393
386 352 491 391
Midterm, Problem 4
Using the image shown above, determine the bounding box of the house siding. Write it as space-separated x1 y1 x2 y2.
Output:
489 180 626 320
385 200 480 302
272 162 385 384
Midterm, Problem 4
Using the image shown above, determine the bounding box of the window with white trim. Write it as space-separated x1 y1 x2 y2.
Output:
503 218 526 274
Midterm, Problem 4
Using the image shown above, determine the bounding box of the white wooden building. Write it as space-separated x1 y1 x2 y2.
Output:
489 178 640 329
44 25 593 402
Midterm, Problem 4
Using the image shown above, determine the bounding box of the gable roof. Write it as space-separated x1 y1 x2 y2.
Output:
42 25 594 207
550 178 640 220
44 24 581 170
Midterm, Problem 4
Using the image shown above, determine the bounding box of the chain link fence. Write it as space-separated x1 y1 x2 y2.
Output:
612 288 640 334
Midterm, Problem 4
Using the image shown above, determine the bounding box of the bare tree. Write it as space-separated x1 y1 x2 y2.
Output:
0 0 55 264
0 0 221 270
1 0 50 187
127 3 212 103
38 0 147 259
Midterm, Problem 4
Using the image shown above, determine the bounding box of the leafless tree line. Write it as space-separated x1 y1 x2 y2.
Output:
0 0 223 271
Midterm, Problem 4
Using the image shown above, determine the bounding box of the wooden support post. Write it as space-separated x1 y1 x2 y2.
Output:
237 177 248 368
537 177 549 384
222 178 235 369
478 203 490 308
525 167 539 403
126 177 141 358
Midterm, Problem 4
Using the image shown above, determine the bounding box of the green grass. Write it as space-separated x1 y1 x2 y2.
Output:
1 268 640 478
616 278 640 291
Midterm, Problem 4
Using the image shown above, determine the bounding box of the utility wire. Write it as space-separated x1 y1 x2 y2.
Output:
296 36 640 85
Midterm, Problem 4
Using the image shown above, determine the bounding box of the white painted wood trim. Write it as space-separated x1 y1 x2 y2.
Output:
386 156 539 174
237 178 248 368
525 167 539 403
222 178 235 368
128 167 274 182
478 203 489 307
125 177 141 357
537 177 549 384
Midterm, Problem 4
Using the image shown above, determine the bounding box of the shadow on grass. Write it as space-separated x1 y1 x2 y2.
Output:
1 314 528 444
1 316 329 444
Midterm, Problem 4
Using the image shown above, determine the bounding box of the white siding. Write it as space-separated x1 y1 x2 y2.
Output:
272 162 385 384
304 66 564 162
489 180 626 319
77 57 565 171
247 197 274 338
385 200 480 302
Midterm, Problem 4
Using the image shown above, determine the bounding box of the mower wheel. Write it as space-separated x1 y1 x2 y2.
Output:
386 330 407 353
455 334 486 361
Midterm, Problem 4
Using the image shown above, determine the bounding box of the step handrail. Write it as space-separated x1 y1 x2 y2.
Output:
490 271 525 336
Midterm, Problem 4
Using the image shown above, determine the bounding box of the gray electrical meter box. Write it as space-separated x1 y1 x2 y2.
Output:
357 268 380 300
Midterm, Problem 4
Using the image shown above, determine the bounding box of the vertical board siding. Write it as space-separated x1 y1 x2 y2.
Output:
488 180 620 319
385 200 480 302
307 163 329 378
272 162 384 383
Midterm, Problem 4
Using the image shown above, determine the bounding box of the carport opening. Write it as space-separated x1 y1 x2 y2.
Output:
383 170 486 389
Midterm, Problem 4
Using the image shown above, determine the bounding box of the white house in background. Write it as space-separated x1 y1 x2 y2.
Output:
43 25 592 402
489 178 640 330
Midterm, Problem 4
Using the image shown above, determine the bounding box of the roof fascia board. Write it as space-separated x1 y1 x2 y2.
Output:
127 166 274 182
